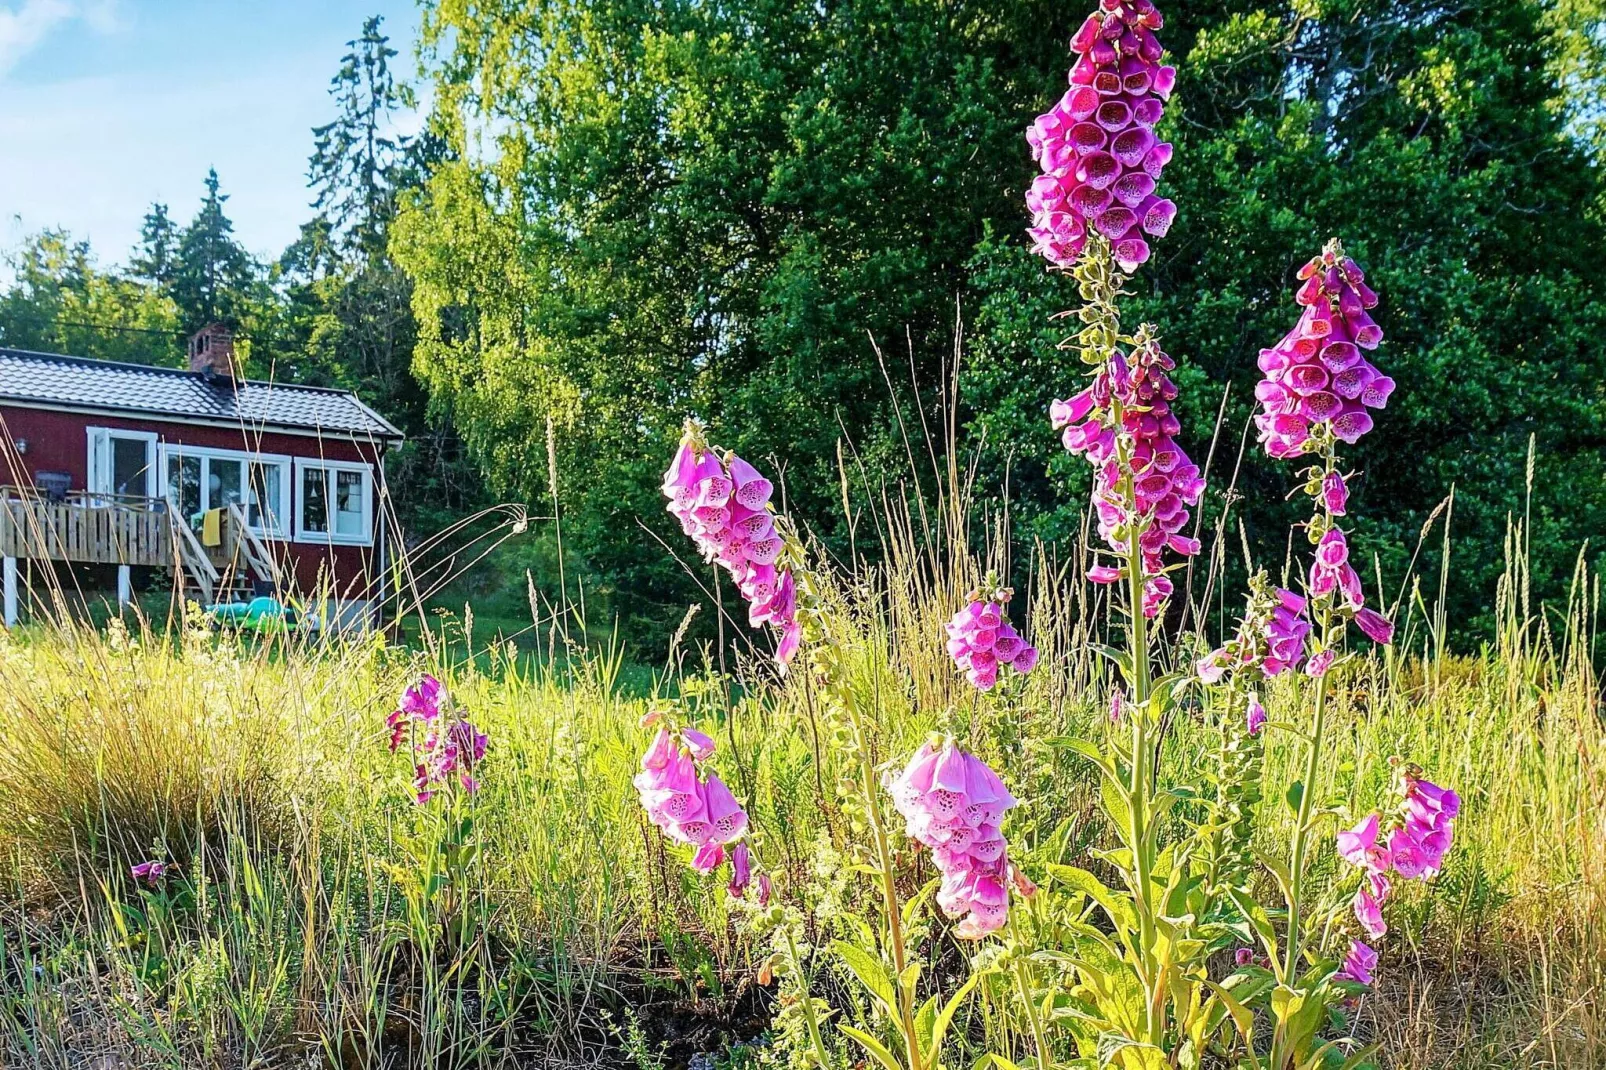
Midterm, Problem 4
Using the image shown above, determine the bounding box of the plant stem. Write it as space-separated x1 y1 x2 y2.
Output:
1282 631 1330 984
845 690 923 1070
784 925 834 1070
1123 447 1158 1024
1009 918 1053 1070
1282 448 1339 984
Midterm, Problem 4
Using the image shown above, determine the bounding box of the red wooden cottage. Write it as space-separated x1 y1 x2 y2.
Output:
0 325 404 627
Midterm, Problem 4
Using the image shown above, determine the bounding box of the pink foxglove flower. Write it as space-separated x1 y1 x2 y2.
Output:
1354 607 1395 645
691 842 726 873
681 728 717 760
1389 772 1458 879
1053 339 1204 617
1305 650 1336 677
1309 528 1363 608
388 675 488 802
635 725 758 891
401 675 443 720
1336 812 1390 875
727 841 753 898
1255 245 1389 458
1323 471 1349 516
945 594 1038 691
1352 885 1387 939
389 674 443 750
131 860 167 886
886 738 1021 939
1335 769 1458 984
1336 940 1378 985
1265 589 1311 675
664 428 803 670
635 728 710 844
1246 693 1267 735
1307 518 1393 645
1026 0 1177 271
1196 580 1310 685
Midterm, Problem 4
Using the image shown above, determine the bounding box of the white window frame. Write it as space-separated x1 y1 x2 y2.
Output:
158 444 293 540
293 458 374 546
86 427 158 501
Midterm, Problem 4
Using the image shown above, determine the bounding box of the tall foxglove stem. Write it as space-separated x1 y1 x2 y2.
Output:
1281 444 1338 984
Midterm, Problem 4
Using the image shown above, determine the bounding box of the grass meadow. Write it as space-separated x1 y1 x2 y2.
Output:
0 489 1601 1070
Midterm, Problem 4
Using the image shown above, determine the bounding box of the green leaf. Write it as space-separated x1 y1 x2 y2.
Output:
1046 864 1137 934
1088 643 1133 680
974 1055 1024 1070
914 995 937 1055
930 971 982 1059
838 1024 905 1070
1225 888 1280 968
1098 775 1133 845
1050 736 1116 779
902 876 940 928
830 941 895 1017
1285 780 1305 813
1201 980 1254 1044
1269 984 1305 1024
899 961 922 997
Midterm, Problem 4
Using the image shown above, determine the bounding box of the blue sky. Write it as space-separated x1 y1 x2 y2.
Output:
0 0 423 271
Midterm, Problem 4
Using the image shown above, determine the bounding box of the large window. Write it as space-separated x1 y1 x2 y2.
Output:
294 459 372 545
161 446 291 538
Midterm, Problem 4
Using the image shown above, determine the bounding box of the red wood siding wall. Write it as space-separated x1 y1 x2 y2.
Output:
0 403 388 595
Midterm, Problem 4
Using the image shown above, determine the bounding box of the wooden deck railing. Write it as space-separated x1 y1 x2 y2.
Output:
0 488 173 567
0 487 238 605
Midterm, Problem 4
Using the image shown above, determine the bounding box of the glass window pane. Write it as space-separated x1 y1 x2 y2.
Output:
168 455 201 518
209 458 243 511
249 462 283 533
334 470 364 537
301 467 328 533
110 438 148 498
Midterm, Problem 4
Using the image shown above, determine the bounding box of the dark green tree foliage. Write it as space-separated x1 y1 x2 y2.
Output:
310 16 411 258
966 0 1606 633
129 204 180 289
395 0 1071 635
399 0 1606 641
171 169 261 333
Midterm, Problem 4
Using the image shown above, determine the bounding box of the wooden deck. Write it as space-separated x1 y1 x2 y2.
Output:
0 488 279 621
0 489 174 566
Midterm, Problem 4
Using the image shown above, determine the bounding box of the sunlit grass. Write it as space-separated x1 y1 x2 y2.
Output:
0 514 1599 1068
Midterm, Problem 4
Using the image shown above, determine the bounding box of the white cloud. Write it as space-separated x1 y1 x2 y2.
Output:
0 0 119 76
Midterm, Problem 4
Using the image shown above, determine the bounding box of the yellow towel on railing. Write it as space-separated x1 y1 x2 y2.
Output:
201 508 223 547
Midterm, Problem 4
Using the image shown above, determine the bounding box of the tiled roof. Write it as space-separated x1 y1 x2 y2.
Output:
0 348 403 441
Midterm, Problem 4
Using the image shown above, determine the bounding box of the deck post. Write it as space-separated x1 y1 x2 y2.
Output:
118 564 132 608
3 556 16 628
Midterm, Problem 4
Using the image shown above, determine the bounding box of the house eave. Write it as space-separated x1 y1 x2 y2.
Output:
0 396 405 447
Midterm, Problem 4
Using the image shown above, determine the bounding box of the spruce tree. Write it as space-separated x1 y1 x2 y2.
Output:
171 169 258 333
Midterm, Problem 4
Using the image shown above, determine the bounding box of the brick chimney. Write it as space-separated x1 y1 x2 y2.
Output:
188 323 238 381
